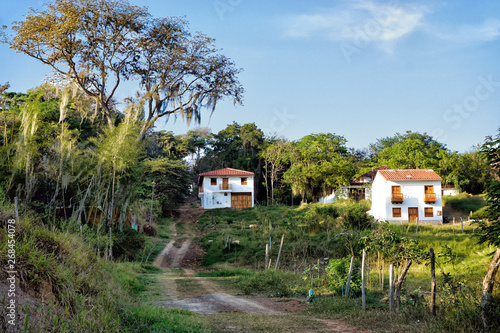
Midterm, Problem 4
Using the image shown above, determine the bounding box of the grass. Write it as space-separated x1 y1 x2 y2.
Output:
119 305 209 333
443 193 487 215
195 203 500 332
0 208 209 333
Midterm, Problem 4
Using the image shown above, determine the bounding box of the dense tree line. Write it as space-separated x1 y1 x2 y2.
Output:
186 126 491 205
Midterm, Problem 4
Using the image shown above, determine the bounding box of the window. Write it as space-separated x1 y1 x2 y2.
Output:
425 207 433 217
391 186 403 203
424 185 434 193
392 207 401 218
210 178 217 186
437 210 442 216
241 177 247 185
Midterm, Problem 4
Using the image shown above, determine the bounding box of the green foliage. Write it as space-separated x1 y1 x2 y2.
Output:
142 157 191 214
371 131 447 170
445 194 487 214
0 215 125 332
119 305 208 333
476 128 500 247
234 270 304 296
439 149 491 194
197 268 252 277
325 257 361 295
283 133 357 201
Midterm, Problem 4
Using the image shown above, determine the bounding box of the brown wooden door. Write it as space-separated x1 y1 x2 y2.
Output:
408 207 419 223
222 178 228 190
231 193 252 208
424 185 434 194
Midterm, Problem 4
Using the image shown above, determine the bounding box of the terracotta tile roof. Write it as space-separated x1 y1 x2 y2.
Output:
378 169 442 180
199 168 254 177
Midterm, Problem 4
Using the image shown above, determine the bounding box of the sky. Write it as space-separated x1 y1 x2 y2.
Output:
1 0 499 153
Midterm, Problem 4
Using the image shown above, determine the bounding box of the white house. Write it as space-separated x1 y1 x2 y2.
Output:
198 168 254 209
319 166 390 203
369 169 443 224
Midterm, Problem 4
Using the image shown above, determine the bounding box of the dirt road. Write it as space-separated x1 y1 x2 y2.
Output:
152 204 371 332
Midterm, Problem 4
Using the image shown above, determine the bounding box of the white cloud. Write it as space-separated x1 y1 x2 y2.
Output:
282 0 428 51
434 19 500 44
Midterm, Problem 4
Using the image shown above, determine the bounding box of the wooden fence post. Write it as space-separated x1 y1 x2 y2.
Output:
345 256 354 297
275 234 285 270
389 264 394 311
362 249 366 310
430 248 437 316
265 243 269 270
15 196 19 220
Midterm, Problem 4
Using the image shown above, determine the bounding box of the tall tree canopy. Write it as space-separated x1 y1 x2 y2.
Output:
283 133 357 202
370 131 448 170
9 0 243 134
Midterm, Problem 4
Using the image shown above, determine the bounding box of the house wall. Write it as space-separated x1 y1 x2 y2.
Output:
370 175 442 224
199 176 254 209
442 187 459 196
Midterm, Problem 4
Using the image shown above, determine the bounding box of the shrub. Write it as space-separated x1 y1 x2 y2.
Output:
325 257 361 296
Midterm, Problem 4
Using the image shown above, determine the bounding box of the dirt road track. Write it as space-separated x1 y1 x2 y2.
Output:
151 204 371 332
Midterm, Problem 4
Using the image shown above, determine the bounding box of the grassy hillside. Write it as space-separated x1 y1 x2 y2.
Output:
196 202 500 332
0 208 207 332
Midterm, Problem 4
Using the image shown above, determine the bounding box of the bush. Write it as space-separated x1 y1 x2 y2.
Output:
325 257 361 296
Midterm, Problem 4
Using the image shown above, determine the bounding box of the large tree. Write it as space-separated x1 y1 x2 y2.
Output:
476 128 500 330
370 131 448 170
283 133 356 202
9 0 243 133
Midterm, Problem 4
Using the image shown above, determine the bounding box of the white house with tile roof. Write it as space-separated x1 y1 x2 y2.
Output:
198 168 254 209
369 169 443 224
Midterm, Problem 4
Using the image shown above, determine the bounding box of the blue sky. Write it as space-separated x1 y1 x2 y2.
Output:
1 0 499 152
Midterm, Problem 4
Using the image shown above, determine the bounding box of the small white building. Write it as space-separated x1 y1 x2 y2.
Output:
369 169 443 224
318 166 390 203
442 185 459 196
198 168 254 209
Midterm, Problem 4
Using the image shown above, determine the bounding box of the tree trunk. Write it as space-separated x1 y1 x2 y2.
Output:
395 259 412 312
481 248 500 330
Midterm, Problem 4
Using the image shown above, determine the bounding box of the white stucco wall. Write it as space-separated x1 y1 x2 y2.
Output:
370 174 442 224
199 175 254 209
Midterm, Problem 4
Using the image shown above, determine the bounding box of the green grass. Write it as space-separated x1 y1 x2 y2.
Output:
0 208 209 333
157 217 173 239
119 305 209 333
443 193 487 214
196 204 500 332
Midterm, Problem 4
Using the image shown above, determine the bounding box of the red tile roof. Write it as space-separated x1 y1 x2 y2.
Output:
378 169 442 180
199 168 254 176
